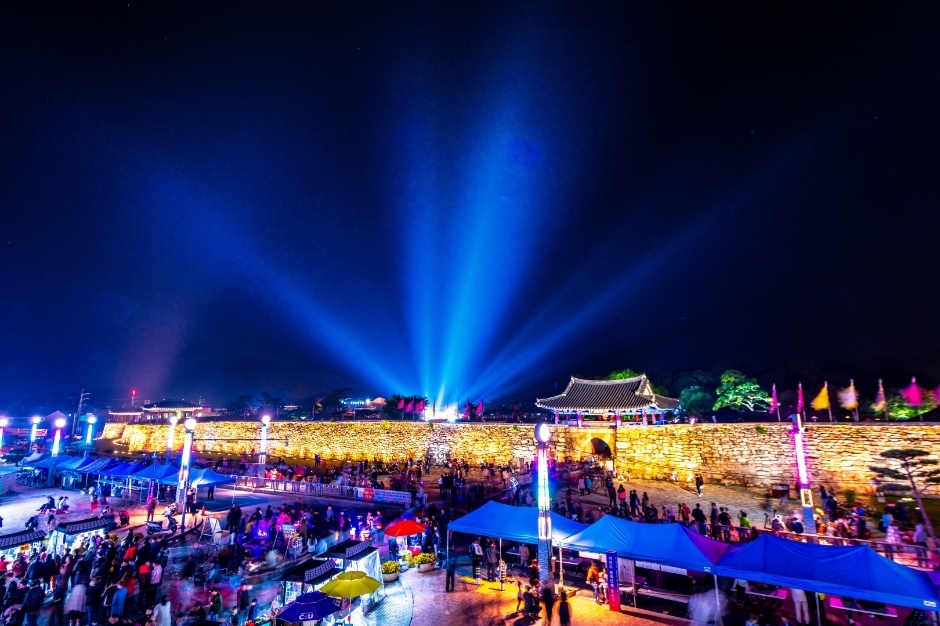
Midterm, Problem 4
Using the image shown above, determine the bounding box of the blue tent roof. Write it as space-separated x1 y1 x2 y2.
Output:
108 462 147 477
76 458 112 474
560 514 730 572
189 468 236 488
130 464 179 482
448 501 587 544
715 534 939 610
34 455 77 469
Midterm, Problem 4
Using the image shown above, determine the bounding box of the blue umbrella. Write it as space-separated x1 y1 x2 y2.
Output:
277 592 342 623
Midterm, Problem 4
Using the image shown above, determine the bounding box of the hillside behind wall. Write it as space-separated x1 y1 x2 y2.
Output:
99 421 940 494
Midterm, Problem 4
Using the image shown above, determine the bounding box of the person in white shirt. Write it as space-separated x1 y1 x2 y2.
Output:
152 595 172 626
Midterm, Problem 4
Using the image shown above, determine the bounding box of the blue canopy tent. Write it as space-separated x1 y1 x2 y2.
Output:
188 468 236 488
560 514 730 573
75 458 110 474
448 501 587 544
715 534 939 610
109 462 148 478
130 464 179 482
447 501 588 585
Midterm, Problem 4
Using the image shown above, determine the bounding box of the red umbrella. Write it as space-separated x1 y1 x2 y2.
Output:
384 519 427 537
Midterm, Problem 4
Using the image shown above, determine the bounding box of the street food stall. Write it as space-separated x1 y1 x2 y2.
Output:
279 557 343 605
48 516 117 556
317 539 385 613
0 529 46 558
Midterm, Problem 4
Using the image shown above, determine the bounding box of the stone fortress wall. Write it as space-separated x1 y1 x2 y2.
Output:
100 421 940 494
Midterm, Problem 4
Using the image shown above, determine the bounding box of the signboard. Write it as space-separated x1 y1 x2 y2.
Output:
281 523 296 536
363 488 374 501
606 550 620 611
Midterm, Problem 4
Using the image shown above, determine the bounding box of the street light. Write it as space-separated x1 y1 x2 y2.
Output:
177 417 197 531
259 414 271 472
52 418 67 457
167 414 179 463
535 422 552 587
0 418 8 450
84 416 97 457
30 416 41 446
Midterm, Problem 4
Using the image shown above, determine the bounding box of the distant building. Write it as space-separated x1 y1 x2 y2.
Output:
109 399 207 422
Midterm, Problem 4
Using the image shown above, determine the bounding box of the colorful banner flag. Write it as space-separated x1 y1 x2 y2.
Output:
404 399 414 413
415 400 425 413
768 384 779 413
902 377 923 407
811 382 830 411
397 398 404 410
476 400 484 415
838 380 859 410
872 379 886 412
797 383 805 413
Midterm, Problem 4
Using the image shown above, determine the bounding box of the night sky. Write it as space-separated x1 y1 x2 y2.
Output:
2 3 939 407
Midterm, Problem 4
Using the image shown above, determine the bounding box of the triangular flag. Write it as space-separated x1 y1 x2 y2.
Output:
872 379 886 412
397 398 405 410
838 380 858 410
768 384 779 413
902 377 923 407
796 383 805 413
811 382 830 411
476 400 484 415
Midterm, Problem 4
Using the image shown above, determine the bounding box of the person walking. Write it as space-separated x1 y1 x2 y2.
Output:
485 542 499 582
64 582 87 626
22 580 44 626
790 587 810 624
445 555 457 593
558 590 571 626
470 539 484 577
541 582 556 624
152 595 172 626
695 474 704 496
146 499 157 523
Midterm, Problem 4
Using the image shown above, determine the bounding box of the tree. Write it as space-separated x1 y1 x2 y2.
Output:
885 392 937 421
227 395 254 419
608 368 642 380
870 449 940 545
609 368 669 395
383 395 406 420
712 370 771 412
680 385 716 417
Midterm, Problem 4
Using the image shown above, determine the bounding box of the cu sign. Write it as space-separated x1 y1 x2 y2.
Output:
363 488 374 501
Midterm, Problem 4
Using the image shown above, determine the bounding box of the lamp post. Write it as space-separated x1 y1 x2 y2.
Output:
790 413 817 534
30 416 41 450
0 418 8 450
52 418 66 457
259 414 271 473
535 422 553 587
177 417 197 531
166 415 179 463
48 417 67 487
84 416 97 457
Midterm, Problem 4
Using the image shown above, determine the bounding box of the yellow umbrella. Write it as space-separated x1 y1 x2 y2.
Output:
320 571 382 599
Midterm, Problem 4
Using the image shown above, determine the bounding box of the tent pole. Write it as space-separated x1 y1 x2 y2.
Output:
631 560 637 608
499 538 504 591
815 592 821 626
713 574 723 626
558 543 563 589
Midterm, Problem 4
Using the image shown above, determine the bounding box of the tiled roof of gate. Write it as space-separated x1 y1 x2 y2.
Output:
535 375 680 413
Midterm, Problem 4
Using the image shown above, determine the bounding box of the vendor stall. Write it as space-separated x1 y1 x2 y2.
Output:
48 515 116 556
317 539 385 613
0 529 46 558
279 557 343 605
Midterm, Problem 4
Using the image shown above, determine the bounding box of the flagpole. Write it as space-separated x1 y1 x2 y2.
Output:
826 382 833 422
